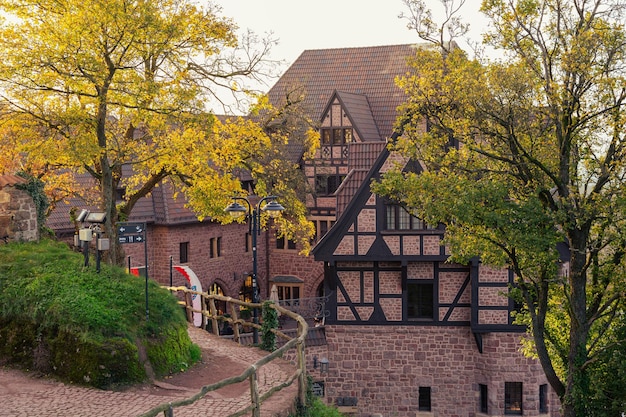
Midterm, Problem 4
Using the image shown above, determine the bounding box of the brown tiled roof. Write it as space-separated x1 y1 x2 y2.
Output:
333 91 380 141
268 44 418 140
334 141 388 216
46 172 199 233
0 174 27 189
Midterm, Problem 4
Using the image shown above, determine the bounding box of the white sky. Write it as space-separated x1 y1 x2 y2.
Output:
214 0 491 112
218 0 490 65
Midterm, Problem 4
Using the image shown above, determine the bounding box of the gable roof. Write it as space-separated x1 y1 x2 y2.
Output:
324 91 381 141
268 44 418 140
312 139 395 261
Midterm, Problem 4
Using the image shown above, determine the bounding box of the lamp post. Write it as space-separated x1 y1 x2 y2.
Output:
225 195 285 344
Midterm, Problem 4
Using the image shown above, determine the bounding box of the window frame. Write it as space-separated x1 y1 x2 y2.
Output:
276 284 302 304
418 386 432 411
504 382 523 415
479 384 488 414
406 280 435 321
179 241 189 263
539 384 548 414
384 204 434 231
315 174 345 195
210 237 222 258
320 127 353 145
276 235 297 250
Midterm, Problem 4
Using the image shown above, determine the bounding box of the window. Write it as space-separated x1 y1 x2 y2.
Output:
315 174 345 195
333 128 343 144
321 129 331 144
320 128 353 145
115 187 126 203
312 219 335 242
385 205 432 230
209 283 226 315
418 386 431 411
276 235 296 250
179 242 189 263
539 384 548 414
407 282 434 320
479 384 488 413
239 274 254 303
277 285 301 302
505 382 523 415
210 237 221 258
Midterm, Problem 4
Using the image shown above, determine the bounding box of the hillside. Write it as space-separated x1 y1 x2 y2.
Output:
0 240 199 388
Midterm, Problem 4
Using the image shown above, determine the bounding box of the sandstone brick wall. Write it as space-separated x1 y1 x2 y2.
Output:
310 325 559 417
123 220 325 301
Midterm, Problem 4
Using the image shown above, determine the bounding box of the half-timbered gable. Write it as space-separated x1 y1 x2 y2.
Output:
310 144 556 415
313 146 523 335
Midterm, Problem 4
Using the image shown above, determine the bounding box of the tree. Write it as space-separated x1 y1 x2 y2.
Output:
374 0 626 415
0 0 315 263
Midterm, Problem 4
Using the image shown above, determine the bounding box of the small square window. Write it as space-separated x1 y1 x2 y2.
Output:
418 386 431 411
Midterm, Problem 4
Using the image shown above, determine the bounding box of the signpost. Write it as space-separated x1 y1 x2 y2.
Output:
117 222 149 321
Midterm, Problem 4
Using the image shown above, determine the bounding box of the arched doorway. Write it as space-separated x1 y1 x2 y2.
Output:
208 282 226 316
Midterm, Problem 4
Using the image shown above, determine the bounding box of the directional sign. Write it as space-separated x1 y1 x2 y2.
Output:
117 222 146 245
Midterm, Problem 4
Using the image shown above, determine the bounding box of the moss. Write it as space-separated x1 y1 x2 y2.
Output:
0 241 199 388
145 323 199 377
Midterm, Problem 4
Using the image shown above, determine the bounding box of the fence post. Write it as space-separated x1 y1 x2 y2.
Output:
208 297 220 336
184 292 193 323
201 294 207 329
296 321 307 405
249 366 260 417
230 302 241 344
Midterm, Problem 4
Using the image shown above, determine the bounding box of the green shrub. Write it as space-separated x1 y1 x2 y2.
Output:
0 240 198 388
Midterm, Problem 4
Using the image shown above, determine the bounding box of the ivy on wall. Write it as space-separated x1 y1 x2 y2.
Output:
16 171 49 236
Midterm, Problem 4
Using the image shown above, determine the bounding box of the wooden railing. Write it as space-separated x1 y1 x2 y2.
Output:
138 287 308 417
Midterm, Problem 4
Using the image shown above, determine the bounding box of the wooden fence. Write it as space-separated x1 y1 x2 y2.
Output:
138 286 309 417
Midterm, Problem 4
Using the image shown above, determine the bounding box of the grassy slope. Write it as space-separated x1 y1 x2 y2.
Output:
0 240 199 388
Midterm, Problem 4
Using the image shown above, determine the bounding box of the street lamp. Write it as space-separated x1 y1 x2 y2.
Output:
225 195 285 344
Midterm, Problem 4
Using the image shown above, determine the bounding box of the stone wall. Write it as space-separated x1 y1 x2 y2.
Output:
307 325 560 417
122 221 325 301
0 183 38 242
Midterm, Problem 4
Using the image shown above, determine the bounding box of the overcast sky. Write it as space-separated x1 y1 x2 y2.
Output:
214 0 490 112
218 0 489 63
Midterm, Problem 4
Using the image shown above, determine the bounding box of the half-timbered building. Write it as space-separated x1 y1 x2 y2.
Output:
309 142 558 416
46 43 560 416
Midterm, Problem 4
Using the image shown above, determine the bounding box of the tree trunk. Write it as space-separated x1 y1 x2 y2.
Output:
562 232 591 417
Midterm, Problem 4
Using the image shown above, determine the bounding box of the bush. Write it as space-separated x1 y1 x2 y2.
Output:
0 240 199 388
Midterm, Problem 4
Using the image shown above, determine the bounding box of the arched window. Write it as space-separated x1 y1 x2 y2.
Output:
209 282 226 316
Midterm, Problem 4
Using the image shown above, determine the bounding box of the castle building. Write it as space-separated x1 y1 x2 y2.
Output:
48 44 559 416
